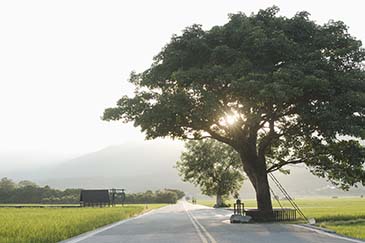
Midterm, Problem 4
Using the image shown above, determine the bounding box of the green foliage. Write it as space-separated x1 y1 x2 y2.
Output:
0 178 80 204
0 177 17 197
122 189 185 204
176 140 244 198
0 205 165 243
164 188 186 200
320 220 365 240
104 6 365 190
0 178 184 204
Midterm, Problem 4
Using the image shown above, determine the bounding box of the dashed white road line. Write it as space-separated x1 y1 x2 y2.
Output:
183 202 217 243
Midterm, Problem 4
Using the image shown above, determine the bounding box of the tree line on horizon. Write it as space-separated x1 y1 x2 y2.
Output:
0 178 184 204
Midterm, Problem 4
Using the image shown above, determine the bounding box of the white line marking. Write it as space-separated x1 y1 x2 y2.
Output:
60 206 169 243
183 202 217 243
189 210 217 243
293 224 365 243
184 203 209 243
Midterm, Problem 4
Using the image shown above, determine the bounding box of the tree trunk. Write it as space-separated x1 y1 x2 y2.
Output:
240 153 273 213
215 193 223 208
254 170 273 213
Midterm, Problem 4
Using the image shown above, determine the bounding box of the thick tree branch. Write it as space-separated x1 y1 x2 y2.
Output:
206 127 234 146
183 135 212 141
266 158 304 173
258 120 282 159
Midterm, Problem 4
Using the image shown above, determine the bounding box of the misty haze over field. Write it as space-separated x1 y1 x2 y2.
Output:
2 140 364 199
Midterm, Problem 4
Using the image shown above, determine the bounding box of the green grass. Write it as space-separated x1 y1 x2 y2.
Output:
0 204 78 206
319 219 365 240
197 197 365 240
0 204 165 243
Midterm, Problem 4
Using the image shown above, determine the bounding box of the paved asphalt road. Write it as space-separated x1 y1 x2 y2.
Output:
63 201 364 243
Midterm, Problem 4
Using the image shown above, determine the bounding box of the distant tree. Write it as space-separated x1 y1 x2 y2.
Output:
122 189 184 204
0 178 81 204
164 188 185 199
176 140 244 207
0 177 16 188
18 180 38 188
103 6 365 213
0 177 17 200
155 190 178 204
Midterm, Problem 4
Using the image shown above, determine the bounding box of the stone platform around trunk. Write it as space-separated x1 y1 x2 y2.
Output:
245 208 297 222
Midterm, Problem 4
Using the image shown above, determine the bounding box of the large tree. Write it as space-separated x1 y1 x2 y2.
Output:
103 7 365 214
176 140 244 207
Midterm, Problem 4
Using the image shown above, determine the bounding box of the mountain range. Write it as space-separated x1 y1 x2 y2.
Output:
2 140 365 199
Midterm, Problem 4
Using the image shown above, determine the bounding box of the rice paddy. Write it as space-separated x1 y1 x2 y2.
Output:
0 204 165 243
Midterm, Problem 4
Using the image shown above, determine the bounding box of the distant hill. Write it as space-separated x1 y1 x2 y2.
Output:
38 140 198 193
2 140 364 198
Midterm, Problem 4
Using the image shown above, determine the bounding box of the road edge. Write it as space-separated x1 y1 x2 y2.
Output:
293 224 365 243
194 203 365 243
58 204 171 243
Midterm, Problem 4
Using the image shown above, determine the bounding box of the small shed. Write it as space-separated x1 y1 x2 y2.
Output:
80 190 110 207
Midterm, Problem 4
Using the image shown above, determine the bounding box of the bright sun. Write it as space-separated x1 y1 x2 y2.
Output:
219 114 238 126
225 115 237 125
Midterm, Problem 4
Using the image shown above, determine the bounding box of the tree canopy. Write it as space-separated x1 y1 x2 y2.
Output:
176 140 244 206
104 6 365 211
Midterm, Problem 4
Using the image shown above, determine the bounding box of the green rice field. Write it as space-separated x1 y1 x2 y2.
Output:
1 199 364 241
0 204 165 243
198 197 365 240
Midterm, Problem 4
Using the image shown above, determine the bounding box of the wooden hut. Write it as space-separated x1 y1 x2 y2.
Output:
80 190 110 207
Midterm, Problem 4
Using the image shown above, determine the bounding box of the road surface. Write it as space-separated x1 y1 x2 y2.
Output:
62 201 364 243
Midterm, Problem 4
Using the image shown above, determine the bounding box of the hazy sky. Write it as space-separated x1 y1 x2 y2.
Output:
1 0 364 158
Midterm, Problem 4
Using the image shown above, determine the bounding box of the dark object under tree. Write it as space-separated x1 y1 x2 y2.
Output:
103 7 365 216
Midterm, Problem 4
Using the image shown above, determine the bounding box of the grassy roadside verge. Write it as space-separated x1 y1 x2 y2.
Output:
319 219 365 240
196 198 365 240
0 204 166 243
